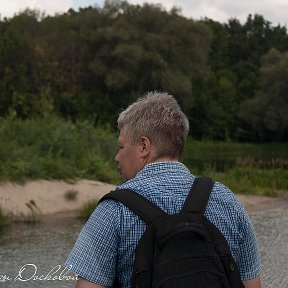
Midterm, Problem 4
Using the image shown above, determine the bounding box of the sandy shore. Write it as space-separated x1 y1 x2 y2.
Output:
0 179 116 217
0 179 287 217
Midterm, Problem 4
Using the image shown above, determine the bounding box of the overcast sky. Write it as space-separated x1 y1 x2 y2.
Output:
0 0 287 27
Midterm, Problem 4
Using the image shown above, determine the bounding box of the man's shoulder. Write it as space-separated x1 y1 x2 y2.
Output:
212 181 244 204
208 181 247 219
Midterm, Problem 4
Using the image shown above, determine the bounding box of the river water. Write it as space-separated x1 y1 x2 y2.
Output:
0 208 287 288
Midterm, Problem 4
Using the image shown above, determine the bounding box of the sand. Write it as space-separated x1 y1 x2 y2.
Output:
0 179 116 217
0 179 287 217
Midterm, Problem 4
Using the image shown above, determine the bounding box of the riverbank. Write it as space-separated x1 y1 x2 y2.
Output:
0 179 116 217
0 180 288 219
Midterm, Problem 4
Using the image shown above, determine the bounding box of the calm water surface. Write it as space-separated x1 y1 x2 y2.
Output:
0 208 287 287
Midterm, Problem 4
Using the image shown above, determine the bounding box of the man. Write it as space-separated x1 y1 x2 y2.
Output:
65 91 262 288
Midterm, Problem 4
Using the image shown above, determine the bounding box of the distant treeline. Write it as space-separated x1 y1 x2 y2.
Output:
0 2 287 142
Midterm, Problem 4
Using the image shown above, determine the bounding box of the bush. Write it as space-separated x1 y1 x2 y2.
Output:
0 116 121 183
64 190 78 201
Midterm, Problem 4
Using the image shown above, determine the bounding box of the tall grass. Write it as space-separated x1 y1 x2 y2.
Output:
183 139 288 196
0 116 121 183
200 167 288 197
0 117 287 197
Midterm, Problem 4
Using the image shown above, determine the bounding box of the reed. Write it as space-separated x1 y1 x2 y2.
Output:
183 139 288 197
202 167 288 197
25 200 41 222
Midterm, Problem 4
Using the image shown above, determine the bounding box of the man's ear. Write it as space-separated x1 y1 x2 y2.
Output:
138 136 151 158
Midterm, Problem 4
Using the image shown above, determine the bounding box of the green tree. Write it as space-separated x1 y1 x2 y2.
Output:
0 24 33 116
239 49 288 141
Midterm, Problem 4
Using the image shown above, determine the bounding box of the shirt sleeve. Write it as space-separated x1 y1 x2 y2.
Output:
235 207 262 280
65 199 120 286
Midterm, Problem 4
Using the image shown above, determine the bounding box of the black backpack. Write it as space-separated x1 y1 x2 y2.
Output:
101 176 245 288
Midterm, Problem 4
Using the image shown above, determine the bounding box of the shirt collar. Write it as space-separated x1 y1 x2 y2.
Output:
135 161 190 178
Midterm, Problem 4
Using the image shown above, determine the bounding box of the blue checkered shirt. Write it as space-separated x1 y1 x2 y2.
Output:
65 161 261 286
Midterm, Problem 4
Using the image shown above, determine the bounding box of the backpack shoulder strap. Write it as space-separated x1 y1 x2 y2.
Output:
182 176 214 215
100 189 167 224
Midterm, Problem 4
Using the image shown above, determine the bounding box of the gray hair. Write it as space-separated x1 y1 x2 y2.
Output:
117 91 189 159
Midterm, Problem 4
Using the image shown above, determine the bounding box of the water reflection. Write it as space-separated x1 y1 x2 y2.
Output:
0 209 287 287
0 216 83 288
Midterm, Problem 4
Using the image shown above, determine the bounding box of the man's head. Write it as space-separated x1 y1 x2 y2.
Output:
115 91 189 180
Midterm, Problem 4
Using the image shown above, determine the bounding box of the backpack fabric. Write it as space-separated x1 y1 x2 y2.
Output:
101 176 245 288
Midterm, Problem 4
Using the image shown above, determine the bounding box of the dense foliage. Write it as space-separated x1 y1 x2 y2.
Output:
0 115 287 196
0 115 120 183
0 2 288 141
